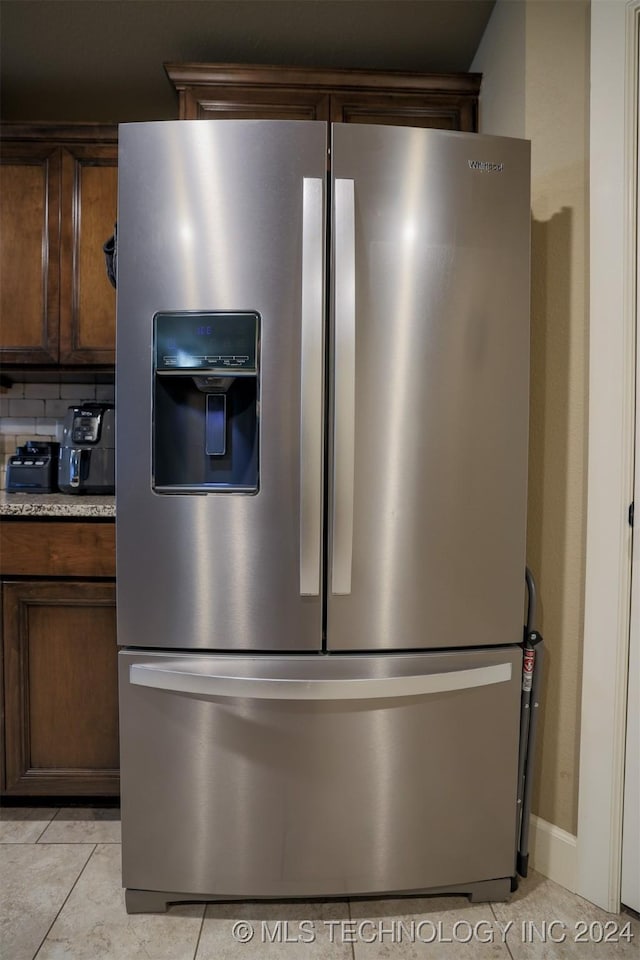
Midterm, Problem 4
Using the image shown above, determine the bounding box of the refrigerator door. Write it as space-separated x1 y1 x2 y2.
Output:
119 646 522 900
117 121 326 650
328 124 531 650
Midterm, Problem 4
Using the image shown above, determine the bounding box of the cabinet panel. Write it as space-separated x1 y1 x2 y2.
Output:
0 520 116 577
0 125 117 367
330 92 477 131
59 144 118 363
28 600 118 769
0 145 60 363
2 580 119 796
185 87 330 121
167 63 480 133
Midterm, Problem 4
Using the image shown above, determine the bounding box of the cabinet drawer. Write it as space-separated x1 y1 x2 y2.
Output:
0 520 115 577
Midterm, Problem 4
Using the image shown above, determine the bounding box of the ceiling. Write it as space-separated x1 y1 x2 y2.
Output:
1 0 496 122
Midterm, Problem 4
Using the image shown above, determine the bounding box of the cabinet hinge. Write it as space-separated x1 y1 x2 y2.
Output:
629 502 634 528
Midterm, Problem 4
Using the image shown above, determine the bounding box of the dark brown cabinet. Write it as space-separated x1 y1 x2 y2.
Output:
1 520 118 797
0 125 118 366
166 64 480 131
0 70 478 367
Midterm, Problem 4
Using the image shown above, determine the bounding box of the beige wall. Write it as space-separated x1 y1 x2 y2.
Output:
472 0 590 835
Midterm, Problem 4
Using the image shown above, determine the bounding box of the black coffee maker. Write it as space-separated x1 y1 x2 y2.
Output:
58 403 115 494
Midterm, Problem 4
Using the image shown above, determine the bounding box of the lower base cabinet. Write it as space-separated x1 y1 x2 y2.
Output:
2 579 119 796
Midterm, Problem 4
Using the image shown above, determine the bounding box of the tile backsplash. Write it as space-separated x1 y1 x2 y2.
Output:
0 381 115 490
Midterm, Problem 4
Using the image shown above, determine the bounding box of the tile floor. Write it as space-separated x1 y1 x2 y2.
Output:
1 807 638 960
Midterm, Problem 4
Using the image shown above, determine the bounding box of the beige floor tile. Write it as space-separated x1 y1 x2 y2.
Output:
491 869 640 958
348 895 511 959
4 826 636 960
0 842 93 960
196 899 352 959
0 806 59 843
36 843 203 960
38 808 121 844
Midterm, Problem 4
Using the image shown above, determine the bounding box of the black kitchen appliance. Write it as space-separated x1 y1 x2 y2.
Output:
6 441 60 493
58 402 115 494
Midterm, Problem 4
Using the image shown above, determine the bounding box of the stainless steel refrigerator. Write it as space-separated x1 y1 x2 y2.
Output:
116 120 530 913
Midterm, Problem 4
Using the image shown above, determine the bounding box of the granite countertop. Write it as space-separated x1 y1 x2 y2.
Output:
0 491 115 519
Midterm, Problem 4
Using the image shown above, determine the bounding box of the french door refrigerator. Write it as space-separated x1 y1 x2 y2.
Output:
116 120 530 914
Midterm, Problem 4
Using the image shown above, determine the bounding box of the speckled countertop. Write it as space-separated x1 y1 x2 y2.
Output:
0 491 115 518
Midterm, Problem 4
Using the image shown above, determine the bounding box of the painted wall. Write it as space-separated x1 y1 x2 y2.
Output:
472 0 589 836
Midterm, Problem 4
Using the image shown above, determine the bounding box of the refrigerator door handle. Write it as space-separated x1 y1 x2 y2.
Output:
332 178 356 595
130 661 512 701
299 177 324 597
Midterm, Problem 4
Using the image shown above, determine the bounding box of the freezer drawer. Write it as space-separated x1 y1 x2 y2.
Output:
119 647 522 901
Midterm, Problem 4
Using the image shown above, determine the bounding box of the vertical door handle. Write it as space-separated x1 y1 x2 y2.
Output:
332 178 356 595
299 177 324 596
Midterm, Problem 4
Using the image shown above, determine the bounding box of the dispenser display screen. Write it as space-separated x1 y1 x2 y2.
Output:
155 312 259 372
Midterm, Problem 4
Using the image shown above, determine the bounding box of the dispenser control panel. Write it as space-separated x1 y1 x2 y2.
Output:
153 310 260 494
155 312 259 373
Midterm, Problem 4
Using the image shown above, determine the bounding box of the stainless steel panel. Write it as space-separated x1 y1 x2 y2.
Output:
116 121 327 650
119 646 522 898
328 125 531 650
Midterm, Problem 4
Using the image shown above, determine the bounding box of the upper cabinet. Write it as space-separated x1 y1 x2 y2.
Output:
0 124 117 366
0 69 479 368
165 64 480 131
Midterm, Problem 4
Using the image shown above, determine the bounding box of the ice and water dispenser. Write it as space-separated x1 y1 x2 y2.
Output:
153 312 259 493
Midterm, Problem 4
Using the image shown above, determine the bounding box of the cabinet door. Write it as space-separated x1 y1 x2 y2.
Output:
2 580 119 796
182 86 330 121
59 143 118 363
330 91 477 131
167 65 479 132
0 143 61 363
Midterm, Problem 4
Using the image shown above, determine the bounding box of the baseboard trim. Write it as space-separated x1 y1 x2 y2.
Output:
528 814 578 892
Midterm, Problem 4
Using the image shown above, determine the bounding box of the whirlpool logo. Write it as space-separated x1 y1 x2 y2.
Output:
468 160 504 173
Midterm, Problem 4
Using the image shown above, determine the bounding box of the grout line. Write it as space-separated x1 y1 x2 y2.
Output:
191 903 207 960
36 838 122 844
32 843 97 960
34 806 62 843
489 900 517 960
35 807 68 843
347 899 356 960
33 823 52 844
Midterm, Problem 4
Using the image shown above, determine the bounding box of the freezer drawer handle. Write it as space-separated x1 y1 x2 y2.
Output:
332 178 356 595
300 177 324 597
129 661 512 701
